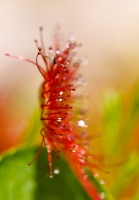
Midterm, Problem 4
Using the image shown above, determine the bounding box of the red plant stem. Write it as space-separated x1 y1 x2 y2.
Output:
65 151 101 200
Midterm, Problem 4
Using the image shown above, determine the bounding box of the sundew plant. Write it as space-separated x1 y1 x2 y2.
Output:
0 26 139 200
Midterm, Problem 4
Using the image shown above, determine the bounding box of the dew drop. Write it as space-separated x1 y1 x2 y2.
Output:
56 49 60 54
49 172 54 178
57 118 62 122
77 78 88 86
87 155 92 160
49 47 53 53
73 62 80 68
78 120 85 127
78 120 88 128
66 61 70 65
59 98 63 102
68 33 75 41
83 141 89 149
100 179 105 185
66 42 70 48
58 57 62 62
83 175 88 180
67 134 74 142
60 91 63 95
54 168 60 174
100 192 106 199
94 172 99 178
80 56 88 65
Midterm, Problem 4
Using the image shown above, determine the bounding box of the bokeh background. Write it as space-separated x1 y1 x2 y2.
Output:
0 0 139 199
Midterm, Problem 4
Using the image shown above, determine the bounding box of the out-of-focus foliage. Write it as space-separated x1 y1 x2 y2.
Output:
0 147 90 200
0 146 115 200
100 83 139 199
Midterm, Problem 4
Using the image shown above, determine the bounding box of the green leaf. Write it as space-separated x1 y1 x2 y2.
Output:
102 92 121 154
0 146 90 200
112 153 139 198
85 169 115 200
22 108 42 145
120 85 139 148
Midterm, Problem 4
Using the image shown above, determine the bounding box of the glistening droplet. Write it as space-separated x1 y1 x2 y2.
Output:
100 179 105 185
100 192 106 199
68 33 75 41
54 168 60 174
50 172 54 178
56 49 60 54
81 56 88 65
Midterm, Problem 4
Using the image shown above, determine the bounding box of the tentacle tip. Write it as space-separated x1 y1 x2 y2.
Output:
28 162 31 166
57 149 61 153
49 172 54 178
34 39 38 43
40 26 43 31
4 53 10 56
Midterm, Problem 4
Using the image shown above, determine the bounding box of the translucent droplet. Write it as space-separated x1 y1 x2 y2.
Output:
87 155 92 160
80 131 88 139
60 91 63 95
73 62 79 68
56 49 60 54
68 33 75 41
66 61 70 65
94 172 99 178
100 192 105 199
84 175 88 180
66 42 70 48
59 98 63 102
71 89 74 93
70 52 77 60
67 134 74 142
57 118 62 122
78 120 85 127
58 57 62 62
50 172 53 178
54 168 60 174
78 120 88 128
42 113 46 117
49 47 53 53
100 179 105 185
80 56 88 65
83 141 89 149
77 78 88 86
